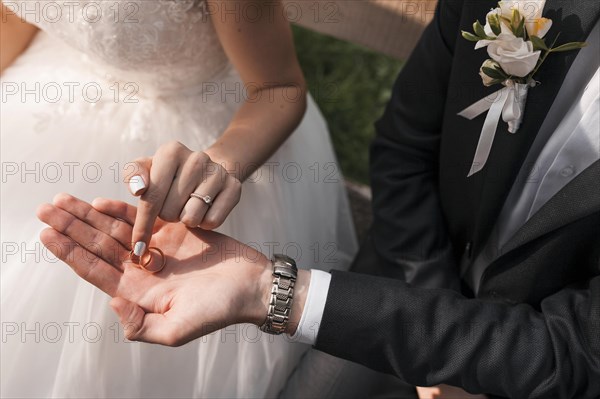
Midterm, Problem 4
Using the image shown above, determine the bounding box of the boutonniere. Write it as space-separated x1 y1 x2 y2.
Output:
457 0 586 176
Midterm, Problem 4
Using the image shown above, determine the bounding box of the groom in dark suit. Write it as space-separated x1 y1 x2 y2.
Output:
314 0 600 397
38 0 599 398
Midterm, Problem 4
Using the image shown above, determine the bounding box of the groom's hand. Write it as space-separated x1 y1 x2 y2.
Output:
37 194 308 346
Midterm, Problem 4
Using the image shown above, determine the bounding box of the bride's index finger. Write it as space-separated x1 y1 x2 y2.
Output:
124 158 151 196
130 142 183 256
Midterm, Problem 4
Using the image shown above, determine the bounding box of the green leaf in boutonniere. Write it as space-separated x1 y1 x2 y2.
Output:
479 59 506 86
482 66 507 80
474 20 493 40
462 31 481 42
530 35 549 51
550 42 587 52
510 9 521 35
487 12 502 36
507 9 526 39
528 33 586 81
515 15 526 39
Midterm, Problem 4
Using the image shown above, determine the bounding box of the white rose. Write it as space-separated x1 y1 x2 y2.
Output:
498 0 552 38
487 33 540 77
479 59 503 86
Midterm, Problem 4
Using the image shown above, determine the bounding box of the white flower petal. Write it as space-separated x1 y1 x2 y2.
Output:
528 17 552 38
499 1 545 20
476 39 494 50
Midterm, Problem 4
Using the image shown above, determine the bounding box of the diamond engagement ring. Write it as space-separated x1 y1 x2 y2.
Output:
190 193 213 206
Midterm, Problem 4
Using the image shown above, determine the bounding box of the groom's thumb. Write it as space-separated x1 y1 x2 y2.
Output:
110 297 146 341
110 297 185 346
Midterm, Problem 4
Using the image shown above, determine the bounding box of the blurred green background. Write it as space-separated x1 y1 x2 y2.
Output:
292 26 403 184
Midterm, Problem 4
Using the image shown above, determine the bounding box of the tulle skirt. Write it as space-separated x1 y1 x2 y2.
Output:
0 32 357 398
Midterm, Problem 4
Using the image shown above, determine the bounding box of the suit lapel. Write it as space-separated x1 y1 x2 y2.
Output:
469 0 600 254
500 160 600 256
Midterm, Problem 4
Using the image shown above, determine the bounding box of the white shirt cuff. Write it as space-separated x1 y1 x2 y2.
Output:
289 269 331 345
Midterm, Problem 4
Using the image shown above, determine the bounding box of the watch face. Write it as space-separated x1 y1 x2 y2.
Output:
273 254 297 269
273 265 297 278
272 254 298 278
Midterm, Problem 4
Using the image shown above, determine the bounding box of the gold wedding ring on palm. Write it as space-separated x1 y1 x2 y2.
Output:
125 246 166 274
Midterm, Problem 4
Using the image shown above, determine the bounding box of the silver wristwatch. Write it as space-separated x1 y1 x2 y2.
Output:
259 254 298 335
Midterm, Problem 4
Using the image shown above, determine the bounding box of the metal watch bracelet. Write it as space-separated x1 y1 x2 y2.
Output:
259 254 298 335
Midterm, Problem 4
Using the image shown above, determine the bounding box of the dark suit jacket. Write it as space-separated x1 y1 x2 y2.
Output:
314 1 600 398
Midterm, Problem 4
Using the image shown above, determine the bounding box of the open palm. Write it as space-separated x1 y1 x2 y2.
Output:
38 194 270 346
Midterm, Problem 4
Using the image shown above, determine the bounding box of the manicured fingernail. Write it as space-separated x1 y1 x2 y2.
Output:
133 241 146 256
129 175 146 195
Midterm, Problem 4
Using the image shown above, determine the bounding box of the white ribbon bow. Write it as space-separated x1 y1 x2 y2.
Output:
458 80 531 176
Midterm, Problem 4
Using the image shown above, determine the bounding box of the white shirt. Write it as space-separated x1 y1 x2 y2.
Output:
293 23 600 345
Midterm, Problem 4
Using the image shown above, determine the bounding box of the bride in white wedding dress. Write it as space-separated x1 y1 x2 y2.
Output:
0 1 357 397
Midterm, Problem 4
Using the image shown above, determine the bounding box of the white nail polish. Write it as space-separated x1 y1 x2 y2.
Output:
133 241 146 256
129 175 146 195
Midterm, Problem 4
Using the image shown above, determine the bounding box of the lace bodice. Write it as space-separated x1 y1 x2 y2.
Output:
15 0 229 95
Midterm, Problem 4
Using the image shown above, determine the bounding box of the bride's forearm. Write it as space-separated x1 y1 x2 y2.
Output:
204 83 307 181
204 0 307 182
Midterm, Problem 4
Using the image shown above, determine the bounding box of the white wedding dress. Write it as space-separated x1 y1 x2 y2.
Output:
0 1 357 397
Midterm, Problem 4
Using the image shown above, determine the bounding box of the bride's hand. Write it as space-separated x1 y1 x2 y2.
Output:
37 194 271 346
125 141 242 256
